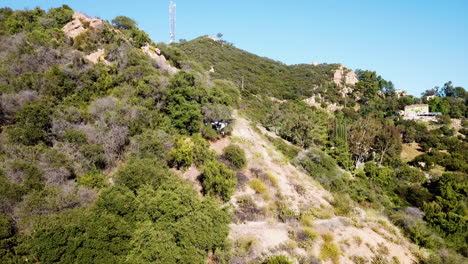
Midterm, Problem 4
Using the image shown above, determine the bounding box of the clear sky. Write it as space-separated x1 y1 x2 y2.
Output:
3 0 468 96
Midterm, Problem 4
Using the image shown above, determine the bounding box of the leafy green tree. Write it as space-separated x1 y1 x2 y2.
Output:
165 72 203 134
424 172 467 254
354 70 381 103
373 122 402 165
267 101 328 148
348 117 381 164
112 16 137 30
130 28 151 48
168 102 202 134
429 97 449 114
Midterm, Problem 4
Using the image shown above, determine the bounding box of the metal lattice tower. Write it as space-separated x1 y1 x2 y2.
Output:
169 1 176 43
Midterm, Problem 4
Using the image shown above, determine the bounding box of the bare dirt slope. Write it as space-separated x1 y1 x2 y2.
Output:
221 112 418 263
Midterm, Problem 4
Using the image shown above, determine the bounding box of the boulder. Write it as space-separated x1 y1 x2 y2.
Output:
141 43 179 75
63 12 105 39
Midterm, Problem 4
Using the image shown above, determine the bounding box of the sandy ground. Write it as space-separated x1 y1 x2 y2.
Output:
312 217 417 264
229 221 290 253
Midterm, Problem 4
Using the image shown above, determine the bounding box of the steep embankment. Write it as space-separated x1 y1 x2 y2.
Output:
206 113 418 263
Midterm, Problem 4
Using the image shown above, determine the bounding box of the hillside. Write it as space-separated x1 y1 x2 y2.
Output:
209 112 418 263
177 36 341 100
0 5 467 264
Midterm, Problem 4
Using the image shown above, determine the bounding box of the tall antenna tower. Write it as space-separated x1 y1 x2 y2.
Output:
169 1 176 43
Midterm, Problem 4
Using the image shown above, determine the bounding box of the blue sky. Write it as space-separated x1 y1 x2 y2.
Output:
3 0 468 96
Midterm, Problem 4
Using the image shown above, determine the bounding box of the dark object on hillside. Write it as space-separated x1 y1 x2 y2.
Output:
203 118 232 134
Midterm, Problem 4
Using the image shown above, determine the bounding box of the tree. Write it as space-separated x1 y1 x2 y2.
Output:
267 101 328 148
165 72 203 134
429 97 449 114
125 221 180 263
348 117 381 164
216 33 223 39
112 16 137 30
373 122 402 165
354 70 381 103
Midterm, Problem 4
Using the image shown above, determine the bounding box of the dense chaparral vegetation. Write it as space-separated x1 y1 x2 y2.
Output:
0 5 466 263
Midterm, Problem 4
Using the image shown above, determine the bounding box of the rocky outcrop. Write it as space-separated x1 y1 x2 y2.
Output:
333 65 358 87
63 12 105 39
333 65 358 97
141 43 179 75
303 95 342 112
85 48 111 65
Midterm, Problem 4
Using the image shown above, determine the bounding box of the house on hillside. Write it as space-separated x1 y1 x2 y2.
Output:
400 104 441 122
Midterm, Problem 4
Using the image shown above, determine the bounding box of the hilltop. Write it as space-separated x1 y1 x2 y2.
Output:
0 6 466 264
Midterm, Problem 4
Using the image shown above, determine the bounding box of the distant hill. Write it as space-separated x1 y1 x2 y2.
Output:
177 36 340 100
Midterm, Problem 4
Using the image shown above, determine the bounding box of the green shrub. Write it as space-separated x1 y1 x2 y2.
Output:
63 129 87 144
132 129 172 160
275 200 298 222
168 137 194 169
249 178 267 194
111 16 137 30
201 124 219 140
9 161 44 192
200 161 236 201
80 144 106 169
331 193 353 216
320 234 341 264
303 227 318 240
262 255 293 264
9 99 53 145
77 170 105 188
115 158 170 191
191 134 216 166
295 148 345 192
47 5 73 28
0 214 13 240
265 135 300 161
223 144 246 169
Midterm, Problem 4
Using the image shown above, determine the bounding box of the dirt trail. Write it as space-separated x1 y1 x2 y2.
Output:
223 112 417 263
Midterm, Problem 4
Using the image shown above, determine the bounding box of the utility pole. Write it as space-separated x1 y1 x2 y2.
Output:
169 1 176 43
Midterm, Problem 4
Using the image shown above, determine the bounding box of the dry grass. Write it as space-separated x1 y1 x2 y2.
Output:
400 142 423 162
304 206 334 219
303 227 318 240
428 165 445 177
267 173 279 188
320 233 341 264
249 178 267 194
353 236 363 246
